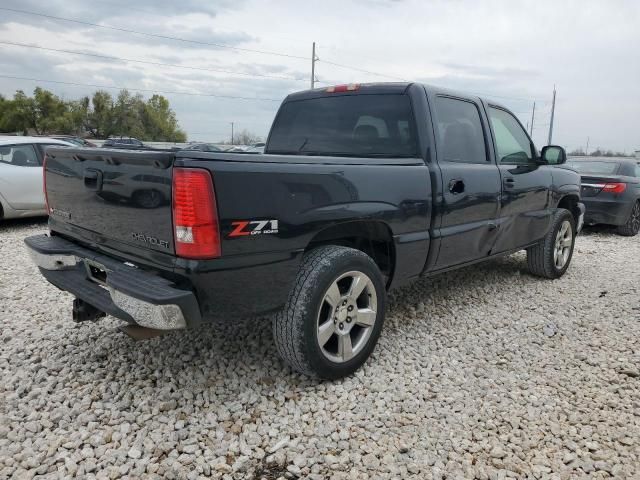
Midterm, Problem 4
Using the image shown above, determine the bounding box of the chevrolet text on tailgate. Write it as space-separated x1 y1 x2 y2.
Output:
26 83 585 379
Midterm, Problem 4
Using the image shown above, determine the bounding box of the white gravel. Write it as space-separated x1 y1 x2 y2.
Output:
1 219 639 479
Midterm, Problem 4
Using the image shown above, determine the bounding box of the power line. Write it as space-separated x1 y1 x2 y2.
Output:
0 6 308 60
0 41 307 83
0 74 283 101
1 7 549 105
317 58 408 81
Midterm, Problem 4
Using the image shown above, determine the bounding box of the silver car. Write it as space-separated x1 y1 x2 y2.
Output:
0 136 74 219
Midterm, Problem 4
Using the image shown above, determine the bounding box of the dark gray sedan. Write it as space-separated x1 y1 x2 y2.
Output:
565 157 640 236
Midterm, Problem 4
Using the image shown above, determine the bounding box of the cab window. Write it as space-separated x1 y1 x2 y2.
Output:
0 144 41 166
488 107 534 165
434 96 488 164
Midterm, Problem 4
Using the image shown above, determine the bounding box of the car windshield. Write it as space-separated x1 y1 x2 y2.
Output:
566 161 619 175
267 94 418 158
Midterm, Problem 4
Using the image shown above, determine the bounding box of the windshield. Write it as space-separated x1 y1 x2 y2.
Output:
566 161 619 175
267 94 418 157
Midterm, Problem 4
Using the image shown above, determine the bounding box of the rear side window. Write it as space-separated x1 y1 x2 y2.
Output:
488 107 534 165
0 144 40 166
434 96 487 164
267 94 418 157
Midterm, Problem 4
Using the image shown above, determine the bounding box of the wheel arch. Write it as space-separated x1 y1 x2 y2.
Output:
557 194 581 225
305 220 396 287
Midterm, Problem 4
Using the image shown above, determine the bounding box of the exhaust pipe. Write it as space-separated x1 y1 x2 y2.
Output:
118 324 170 340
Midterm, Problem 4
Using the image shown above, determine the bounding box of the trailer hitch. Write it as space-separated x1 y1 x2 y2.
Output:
72 298 106 322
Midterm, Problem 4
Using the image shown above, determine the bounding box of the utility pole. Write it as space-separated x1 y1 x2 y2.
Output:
529 101 536 136
548 86 556 145
585 136 590 155
310 42 317 89
230 122 234 145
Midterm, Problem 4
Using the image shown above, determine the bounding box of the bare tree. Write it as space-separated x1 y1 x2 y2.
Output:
230 129 263 146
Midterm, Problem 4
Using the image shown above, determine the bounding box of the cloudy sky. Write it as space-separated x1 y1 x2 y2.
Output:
0 0 638 152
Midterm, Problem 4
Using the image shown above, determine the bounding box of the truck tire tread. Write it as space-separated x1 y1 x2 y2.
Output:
272 245 385 378
527 208 575 279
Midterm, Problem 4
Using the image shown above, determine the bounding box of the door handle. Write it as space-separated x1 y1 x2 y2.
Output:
503 177 515 188
448 179 465 195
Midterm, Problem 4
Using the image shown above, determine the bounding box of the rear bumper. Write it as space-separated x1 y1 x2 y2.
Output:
583 198 632 226
25 234 201 329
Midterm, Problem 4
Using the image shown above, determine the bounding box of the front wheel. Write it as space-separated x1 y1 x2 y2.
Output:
527 209 576 279
273 245 386 379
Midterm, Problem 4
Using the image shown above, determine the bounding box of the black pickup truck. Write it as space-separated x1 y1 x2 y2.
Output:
26 83 584 379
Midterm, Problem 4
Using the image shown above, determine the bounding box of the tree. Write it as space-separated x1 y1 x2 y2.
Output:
2 90 37 134
85 91 114 138
0 87 187 141
141 95 186 142
233 129 263 146
32 87 68 134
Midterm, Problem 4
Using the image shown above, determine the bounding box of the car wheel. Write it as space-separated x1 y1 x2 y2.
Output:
273 245 386 379
617 201 640 237
527 208 576 279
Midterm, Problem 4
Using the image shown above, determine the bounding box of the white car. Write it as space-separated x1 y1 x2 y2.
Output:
0 136 74 220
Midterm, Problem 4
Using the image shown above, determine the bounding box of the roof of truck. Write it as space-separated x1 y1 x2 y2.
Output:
284 82 508 110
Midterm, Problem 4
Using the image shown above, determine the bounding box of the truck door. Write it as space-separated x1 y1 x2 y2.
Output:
485 106 552 253
431 95 502 269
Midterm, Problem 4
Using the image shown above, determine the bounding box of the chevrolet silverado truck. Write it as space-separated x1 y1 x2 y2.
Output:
26 83 584 379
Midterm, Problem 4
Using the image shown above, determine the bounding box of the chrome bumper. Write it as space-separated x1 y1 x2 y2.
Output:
26 235 200 330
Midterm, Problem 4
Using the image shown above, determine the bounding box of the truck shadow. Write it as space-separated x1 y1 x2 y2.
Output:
579 224 620 236
0 216 48 229
71 250 541 399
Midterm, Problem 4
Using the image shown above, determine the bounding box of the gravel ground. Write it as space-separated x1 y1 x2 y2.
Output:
1 219 639 480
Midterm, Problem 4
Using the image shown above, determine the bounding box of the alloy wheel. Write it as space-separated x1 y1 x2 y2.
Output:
316 271 378 363
553 220 573 269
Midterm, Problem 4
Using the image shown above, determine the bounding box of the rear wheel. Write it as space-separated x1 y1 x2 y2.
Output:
273 245 386 379
527 209 576 279
617 201 640 237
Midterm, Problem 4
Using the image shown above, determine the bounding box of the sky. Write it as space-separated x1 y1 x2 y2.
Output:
0 0 638 152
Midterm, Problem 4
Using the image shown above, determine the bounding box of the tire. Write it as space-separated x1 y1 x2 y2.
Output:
273 245 386 379
527 208 576 279
617 201 640 237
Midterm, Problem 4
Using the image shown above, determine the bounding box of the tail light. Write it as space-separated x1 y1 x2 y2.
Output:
43 153 50 214
602 182 626 194
172 168 221 259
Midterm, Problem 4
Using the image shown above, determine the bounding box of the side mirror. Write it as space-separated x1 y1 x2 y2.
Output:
541 145 567 165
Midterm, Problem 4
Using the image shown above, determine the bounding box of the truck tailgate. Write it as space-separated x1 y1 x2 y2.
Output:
44 147 176 255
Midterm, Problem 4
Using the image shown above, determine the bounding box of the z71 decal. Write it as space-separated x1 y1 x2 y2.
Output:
228 219 279 238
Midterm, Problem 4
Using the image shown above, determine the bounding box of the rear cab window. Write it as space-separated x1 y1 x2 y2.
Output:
434 96 488 164
267 94 418 158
